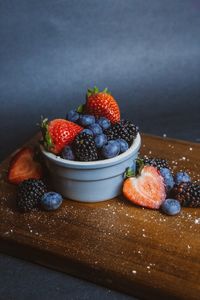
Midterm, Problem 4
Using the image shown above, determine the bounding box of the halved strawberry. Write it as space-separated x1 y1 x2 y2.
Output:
85 87 120 123
123 166 166 209
8 147 43 185
41 118 83 154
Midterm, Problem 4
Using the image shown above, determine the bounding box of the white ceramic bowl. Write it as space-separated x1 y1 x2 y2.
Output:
41 134 141 202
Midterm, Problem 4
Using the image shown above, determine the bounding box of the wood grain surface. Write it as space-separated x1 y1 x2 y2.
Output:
0 134 200 300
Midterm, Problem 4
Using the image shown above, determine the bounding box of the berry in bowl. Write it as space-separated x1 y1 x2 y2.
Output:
40 87 141 202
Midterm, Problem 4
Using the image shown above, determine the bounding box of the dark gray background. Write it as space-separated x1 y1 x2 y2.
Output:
0 0 200 299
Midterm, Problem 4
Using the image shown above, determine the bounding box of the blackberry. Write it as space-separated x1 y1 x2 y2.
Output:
142 157 169 170
17 179 47 212
171 182 200 207
104 120 138 145
72 132 98 161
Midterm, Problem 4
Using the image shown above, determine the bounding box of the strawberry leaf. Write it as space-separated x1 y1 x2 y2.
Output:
124 167 135 179
40 117 53 151
87 88 93 97
136 158 145 175
93 86 99 94
87 86 111 97
102 87 111 94
77 104 85 113
87 86 100 97
44 130 52 150
103 87 108 93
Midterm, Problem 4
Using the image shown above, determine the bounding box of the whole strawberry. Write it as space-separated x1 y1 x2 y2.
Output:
85 87 120 124
41 118 83 154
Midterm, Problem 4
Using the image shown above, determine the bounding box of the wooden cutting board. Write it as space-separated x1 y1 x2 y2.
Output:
0 134 200 300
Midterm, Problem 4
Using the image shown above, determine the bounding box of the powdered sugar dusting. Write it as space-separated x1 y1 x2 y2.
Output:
194 218 200 224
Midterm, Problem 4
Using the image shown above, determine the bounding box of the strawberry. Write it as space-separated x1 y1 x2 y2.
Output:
123 166 166 209
41 118 83 154
85 87 120 123
8 147 43 185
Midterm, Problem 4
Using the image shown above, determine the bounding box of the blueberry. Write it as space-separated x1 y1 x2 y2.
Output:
95 134 107 149
66 110 79 122
159 168 175 192
101 140 120 159
41 192 63 211
116 139 129 153
61 146 75 160
174 172 191 185
161 199 181 216
82 128 94 136
96 117 111 130
79 114 95 126
88 123 103 136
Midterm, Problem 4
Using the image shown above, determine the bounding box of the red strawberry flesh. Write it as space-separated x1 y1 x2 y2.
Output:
8 147 43 185
123 166 166 209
